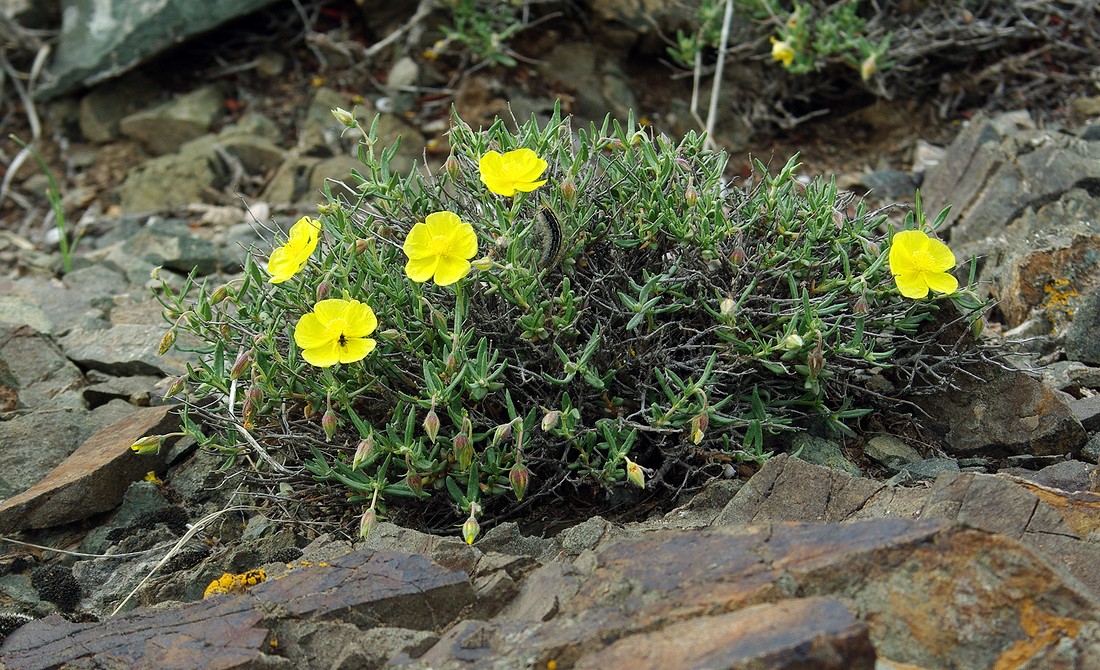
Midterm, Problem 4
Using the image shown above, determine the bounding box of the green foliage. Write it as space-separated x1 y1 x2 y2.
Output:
431 0 533 68
10 134 75 273
670 0 893 79
158 103 987 532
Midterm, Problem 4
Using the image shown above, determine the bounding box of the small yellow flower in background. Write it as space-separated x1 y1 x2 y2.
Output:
888 230 959 299
294 298 378 367
625 457 645 489
268 216 321 283
860 53 878 81
479 148 548 197
403 211 479 286
770 37 795 67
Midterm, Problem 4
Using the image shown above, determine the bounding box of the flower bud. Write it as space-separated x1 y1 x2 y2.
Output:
332 107 357 128
560 178 577 203
625 457 645 489
354 238 369 254
130 435 164 455
491 422 512 447
406 471 424 497
359 506 378 540
315 281 331 301
541 410 561 432
629 129 647 146
780 333 804 352
807 345 825 378
462 514 480 545
165 375 187 397
158 330 177 355
853 294 869 315
684 186 698 208
423 407 440 444
230 350 252 380
352 436 374 470
242 387 260 428
444 155 460 180
860 53 878 81
471 257 493 271
729 246 746 265
509 462 530 501
719 297 736 319
322 408 338 442
378 328 401 342
316 202 335 215
209 283 231 304
690 413 708 445
453 433 473 470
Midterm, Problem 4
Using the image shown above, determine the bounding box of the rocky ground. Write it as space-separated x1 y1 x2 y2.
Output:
2 1 1100 668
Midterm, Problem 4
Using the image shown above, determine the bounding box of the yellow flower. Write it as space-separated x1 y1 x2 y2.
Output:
478 148 548 197
860 53 877 81
402 211 478 286
770 37 795 67
888 230 959 299
294 298 378 367
267 216 321 283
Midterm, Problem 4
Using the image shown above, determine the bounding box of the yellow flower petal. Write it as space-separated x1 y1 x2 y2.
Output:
342 301 378 338
339 337 376 364
403 221 436 260
924 270 959 295
405 256 439 282
433 257 472 286
267 217 321 283
926 237 956 271
293 313 331 350
894 272 930 299
302 341 342 367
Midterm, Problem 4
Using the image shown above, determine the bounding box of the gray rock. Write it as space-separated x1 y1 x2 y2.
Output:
120 84 225 156
790 433 862 476
859 168 916 199
116 143 222 213
1001 460 1099 493
118 219 219 275
863 434 922 472
309 155 364 202
0 296 52 333
261 156 321 205
1066 292 1100 365
60 322 193 377
217 134 286 175
78 72 163 143
82 373 164 408
39 0 278 99
78 480 175 555
1083 434 1100 464
0 325 86 413
900 457 961 481
1070 394 1100 432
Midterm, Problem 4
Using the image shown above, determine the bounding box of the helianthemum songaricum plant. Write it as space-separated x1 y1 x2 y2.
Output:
152 103 992 542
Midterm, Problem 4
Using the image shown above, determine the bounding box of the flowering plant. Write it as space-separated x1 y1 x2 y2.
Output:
267 216 321 283
155 103 989 543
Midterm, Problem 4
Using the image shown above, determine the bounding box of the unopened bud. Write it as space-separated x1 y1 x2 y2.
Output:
130 435 164 455
406 471 424 497
230 350 252 380
352 436 374 470
509 462 530 501
462 514 480 545
780 333 804 352
625 457 645 489
332 107 357 128
209 284 231 304
853 295 869 315
315 281 331 301
729 246 746 265
158 330 177 355
322 408 338 442
719 297 736 318
560 178 577 203
423 408 440 443
165 375 187 397
684 186 698 208
354 238 369 254
860 53 877 81
807 345 825 378
359 507 378 540
629 130 647 146
690 413 708 445
541 410 561 432
491 422 513 447
378 328 401 342
444 155 460 179
471 257 493 271
316 202 335 215
453 433 473 470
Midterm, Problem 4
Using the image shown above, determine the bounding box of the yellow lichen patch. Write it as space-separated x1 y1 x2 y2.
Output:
203 569 267 598
1040 278 1079 331
992 599 1082 669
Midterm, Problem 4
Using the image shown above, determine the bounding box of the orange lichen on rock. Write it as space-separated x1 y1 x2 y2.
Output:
202 569 267 598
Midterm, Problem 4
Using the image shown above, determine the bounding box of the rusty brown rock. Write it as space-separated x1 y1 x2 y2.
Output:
0 404 178 533
571 597 875 670
1 546 474 669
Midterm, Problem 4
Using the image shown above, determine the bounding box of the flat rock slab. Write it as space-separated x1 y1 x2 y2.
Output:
0 547 474 669
0 404 177 533
412 517 1100 669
